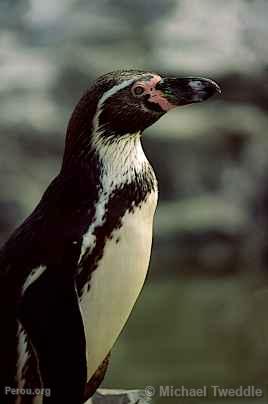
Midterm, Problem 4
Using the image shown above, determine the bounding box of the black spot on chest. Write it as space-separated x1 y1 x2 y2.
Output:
76 166 156 296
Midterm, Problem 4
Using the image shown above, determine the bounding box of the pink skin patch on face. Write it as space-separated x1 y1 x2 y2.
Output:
133 75 176 112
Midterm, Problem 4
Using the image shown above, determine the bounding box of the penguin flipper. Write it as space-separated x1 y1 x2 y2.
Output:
20 269 87 404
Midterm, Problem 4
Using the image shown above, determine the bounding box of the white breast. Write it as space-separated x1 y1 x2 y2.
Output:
79 190 158 379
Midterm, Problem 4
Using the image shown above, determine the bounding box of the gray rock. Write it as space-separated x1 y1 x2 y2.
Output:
87 389 153 404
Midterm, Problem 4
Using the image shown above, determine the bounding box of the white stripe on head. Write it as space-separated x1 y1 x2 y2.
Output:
97 78 135 110
93 78 135 135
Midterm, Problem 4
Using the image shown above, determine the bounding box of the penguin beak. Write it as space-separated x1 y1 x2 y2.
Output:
156 77 221 107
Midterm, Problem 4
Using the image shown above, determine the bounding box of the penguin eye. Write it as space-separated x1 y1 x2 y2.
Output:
133 85 145 96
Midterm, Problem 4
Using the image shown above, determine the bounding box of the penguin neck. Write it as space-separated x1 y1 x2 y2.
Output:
61 131 150 193
93 131 149 189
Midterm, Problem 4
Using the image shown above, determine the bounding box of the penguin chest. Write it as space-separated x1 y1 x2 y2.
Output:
79 191 158 379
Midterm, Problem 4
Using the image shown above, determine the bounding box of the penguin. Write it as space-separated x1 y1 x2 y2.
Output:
0 70 220 404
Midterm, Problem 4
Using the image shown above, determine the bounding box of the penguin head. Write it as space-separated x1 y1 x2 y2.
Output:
91 70 221 136
64 70 220 160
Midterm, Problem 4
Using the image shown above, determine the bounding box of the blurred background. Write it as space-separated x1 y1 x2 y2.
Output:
1 0 268 402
